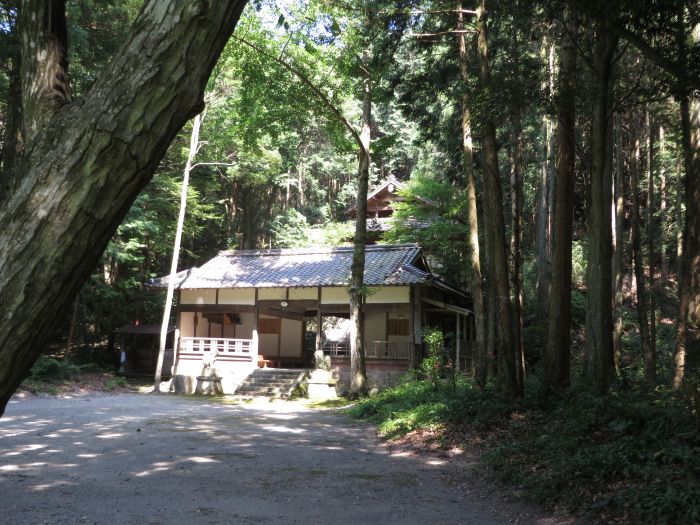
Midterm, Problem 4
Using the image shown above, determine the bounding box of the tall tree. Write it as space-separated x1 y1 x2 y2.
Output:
645 112 657 384
612 111 625 370
673 9 700 388
153 112 203 391
348 47 372 398
584 21 618 395
0 0 248 415
455 0 487 387
509 9 526 393
630 115 652 382
476 0 519 399
546 11 577 391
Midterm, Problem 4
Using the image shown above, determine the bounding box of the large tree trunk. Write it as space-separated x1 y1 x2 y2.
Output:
476 0 519 400
584 23 617 395
673 86 700 389
0 0 248 415
456 1 487 387
672 13 700 389
349 50 371 398
546 12 577 391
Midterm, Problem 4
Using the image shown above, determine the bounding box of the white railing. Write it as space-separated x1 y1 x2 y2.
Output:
323 340 411 360
322 341 349 357
180 336 257 364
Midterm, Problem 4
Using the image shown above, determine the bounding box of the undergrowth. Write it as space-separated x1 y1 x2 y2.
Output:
21 355 129 394
349 376 700 524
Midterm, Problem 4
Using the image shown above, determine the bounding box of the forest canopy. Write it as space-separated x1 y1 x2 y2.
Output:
0 0 699 423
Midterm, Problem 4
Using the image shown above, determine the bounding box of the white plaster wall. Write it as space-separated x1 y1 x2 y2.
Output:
181 289 216 304
218 289 255 305
258 288 286 300
366 286 410 304
322 287 348 304
289 288 317 300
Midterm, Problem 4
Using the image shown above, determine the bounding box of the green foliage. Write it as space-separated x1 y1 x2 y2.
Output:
29 357 84 383
271 209 310 248
571 241 587 288
104 376 128 391
571 289 587 327
385 176 469 288
349 374 504 438
420 328 445 390
486 386 700 523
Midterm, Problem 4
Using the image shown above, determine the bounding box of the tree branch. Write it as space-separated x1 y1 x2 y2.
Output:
606 19 700 90
232 36 366 156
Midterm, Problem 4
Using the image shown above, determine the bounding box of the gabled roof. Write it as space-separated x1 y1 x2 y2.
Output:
152 244 437 290
348 175 439 216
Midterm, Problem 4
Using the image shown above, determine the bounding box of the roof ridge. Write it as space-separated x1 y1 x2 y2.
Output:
218 243 419 257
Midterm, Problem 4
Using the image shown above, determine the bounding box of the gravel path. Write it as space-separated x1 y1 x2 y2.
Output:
1 393 563 525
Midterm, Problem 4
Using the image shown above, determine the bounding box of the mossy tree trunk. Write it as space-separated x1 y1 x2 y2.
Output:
0 0 248 415
584 23 618 395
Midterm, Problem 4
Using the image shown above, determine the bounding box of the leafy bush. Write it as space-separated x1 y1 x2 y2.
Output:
570 289 587 327
29 357 84 383
104 376 128 391
420 328 444 389
571 240 587 287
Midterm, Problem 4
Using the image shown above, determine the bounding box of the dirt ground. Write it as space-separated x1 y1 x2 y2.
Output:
0 393 567 525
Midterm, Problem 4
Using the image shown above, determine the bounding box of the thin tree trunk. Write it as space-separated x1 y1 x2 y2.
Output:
676 151 684 278
349 50 371 398
659 125 669 281
613 111 625 371
64 296 79 355
476 0 519 400
537 30 555 325
511 134 525 392
584 23 617 395
630 119 651 382
645 112 657 383
154 113 202 391
456 1 487 387
546 12 577 391
509 24 526 392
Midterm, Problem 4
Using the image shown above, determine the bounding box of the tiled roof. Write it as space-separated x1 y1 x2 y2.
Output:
153 244 432 289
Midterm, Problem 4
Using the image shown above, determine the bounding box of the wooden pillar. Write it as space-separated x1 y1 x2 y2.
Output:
315 287 322 352
456 313 461 372
253 288 259 364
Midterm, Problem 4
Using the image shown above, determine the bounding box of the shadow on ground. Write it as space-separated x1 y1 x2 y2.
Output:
0 394 559 524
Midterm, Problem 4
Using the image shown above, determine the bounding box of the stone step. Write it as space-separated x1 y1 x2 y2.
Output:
236 386 288 395
240 380 295 388
234 368 307 398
